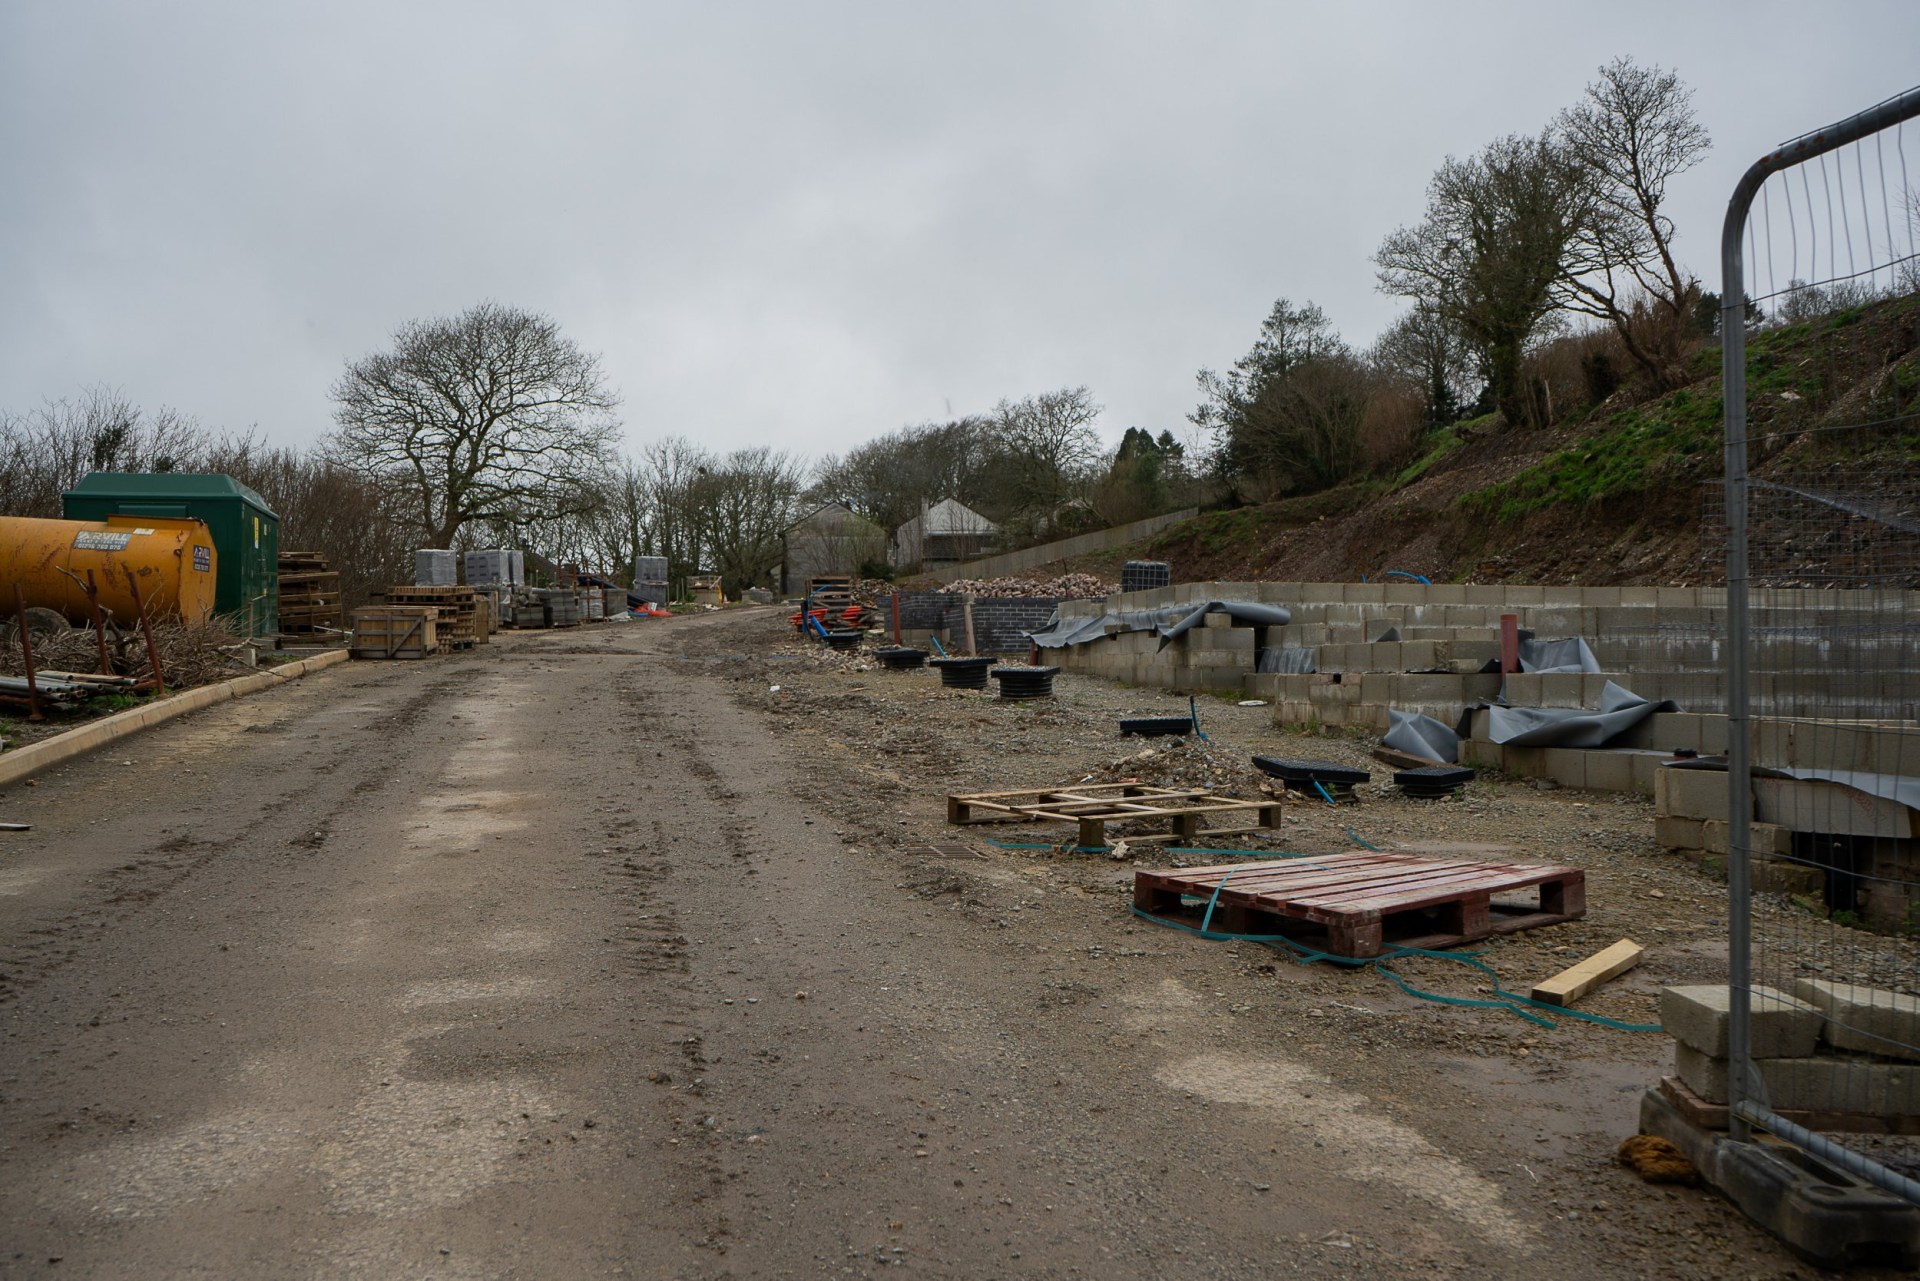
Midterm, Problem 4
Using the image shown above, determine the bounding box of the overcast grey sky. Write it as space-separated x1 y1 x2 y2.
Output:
3 1 1917 466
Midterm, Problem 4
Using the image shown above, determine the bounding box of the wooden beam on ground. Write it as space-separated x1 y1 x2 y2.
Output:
1529 938 1644 1007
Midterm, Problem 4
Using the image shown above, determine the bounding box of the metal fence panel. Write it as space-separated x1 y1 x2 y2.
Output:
1721 87 1920 1203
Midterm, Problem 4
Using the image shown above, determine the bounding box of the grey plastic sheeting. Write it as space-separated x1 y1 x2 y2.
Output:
1029 600 1292 650
1383 709 1461 763
1477 679 1679 748
1519 636 1601 674
1258 646 1318 674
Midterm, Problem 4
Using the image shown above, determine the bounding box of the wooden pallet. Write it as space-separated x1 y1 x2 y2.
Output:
947 782 1282 849
278 552 342 634
1133 850 1585 957
805 574 856 613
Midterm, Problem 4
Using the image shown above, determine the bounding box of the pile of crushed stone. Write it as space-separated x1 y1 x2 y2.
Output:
936 573 1115 599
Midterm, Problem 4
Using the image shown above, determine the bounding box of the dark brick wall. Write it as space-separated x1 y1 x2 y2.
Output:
882 592 955 631
968 598 1062 652
876 593 1084 653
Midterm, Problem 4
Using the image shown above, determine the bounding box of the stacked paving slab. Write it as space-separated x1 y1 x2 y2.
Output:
1661 982 1920 1117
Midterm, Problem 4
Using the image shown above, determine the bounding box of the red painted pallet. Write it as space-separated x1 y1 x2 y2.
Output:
1133 850 1585 958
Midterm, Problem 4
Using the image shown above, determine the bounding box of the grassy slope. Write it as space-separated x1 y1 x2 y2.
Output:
1131 294 1920 586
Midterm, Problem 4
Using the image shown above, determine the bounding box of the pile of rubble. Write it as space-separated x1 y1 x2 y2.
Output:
1089 735 1269 796
936 573 1115 599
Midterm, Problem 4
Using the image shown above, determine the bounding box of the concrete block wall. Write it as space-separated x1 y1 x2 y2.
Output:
968 597 1065 653
1061 579 1920 935
1052 579 1920 803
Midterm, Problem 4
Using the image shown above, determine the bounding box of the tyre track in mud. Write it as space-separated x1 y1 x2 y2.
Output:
0 667 472 1007
0 614 1796 1279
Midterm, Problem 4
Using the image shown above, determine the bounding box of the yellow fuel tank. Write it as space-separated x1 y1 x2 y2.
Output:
0 514 219 625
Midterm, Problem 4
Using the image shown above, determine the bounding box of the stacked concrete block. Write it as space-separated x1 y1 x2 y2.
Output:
1651 766 1820 891
1795 980 1920 1063
413 548 458 587
1755 777 1915 839
1609 711 1729 756
1050 582 1920 911
1654 764 1735 823
1664 982 1920 1117
1662 985 1823 1104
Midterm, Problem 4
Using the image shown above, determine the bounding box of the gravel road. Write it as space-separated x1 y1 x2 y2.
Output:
0 609 1890 1278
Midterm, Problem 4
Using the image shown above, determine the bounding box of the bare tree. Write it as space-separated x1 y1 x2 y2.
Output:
210 445 414 611
328 302 620 546
0 386 229 518
1376 133 1592 425
986 386 1102 531
691 447 806 594
811 417 994 536
1557 57 1712 385
1369 305 1478 429
575 454 656 583
635 435 712 589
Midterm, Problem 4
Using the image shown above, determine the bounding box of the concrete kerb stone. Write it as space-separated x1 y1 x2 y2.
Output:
0 649 351 789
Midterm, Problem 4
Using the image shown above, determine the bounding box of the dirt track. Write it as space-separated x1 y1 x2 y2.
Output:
0 610 1877 1278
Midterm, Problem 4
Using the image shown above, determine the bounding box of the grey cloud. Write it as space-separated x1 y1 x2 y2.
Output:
3 1 1917 460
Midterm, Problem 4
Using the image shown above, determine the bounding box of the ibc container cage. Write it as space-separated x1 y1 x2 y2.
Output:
1120 560 1171 594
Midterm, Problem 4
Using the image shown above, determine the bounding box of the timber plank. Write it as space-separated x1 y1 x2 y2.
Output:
1529 938 1644 1007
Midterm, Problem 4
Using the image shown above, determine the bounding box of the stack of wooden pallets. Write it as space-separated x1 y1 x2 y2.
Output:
806 575 855 612
278 551 341 635
385 585 478 649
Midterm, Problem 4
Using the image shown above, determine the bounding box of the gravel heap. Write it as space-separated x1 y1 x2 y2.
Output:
936 573 1115 599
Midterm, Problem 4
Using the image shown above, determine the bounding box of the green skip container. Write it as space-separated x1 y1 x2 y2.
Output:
63 472 280 635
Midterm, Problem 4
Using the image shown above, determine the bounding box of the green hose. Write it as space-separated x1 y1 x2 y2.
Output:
1131 903 1661 1033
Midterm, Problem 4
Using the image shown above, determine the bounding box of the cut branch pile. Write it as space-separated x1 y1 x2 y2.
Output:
0 617 254 693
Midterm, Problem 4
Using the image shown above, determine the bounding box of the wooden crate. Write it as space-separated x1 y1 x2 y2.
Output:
349 606 439 659
386 585 477 648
